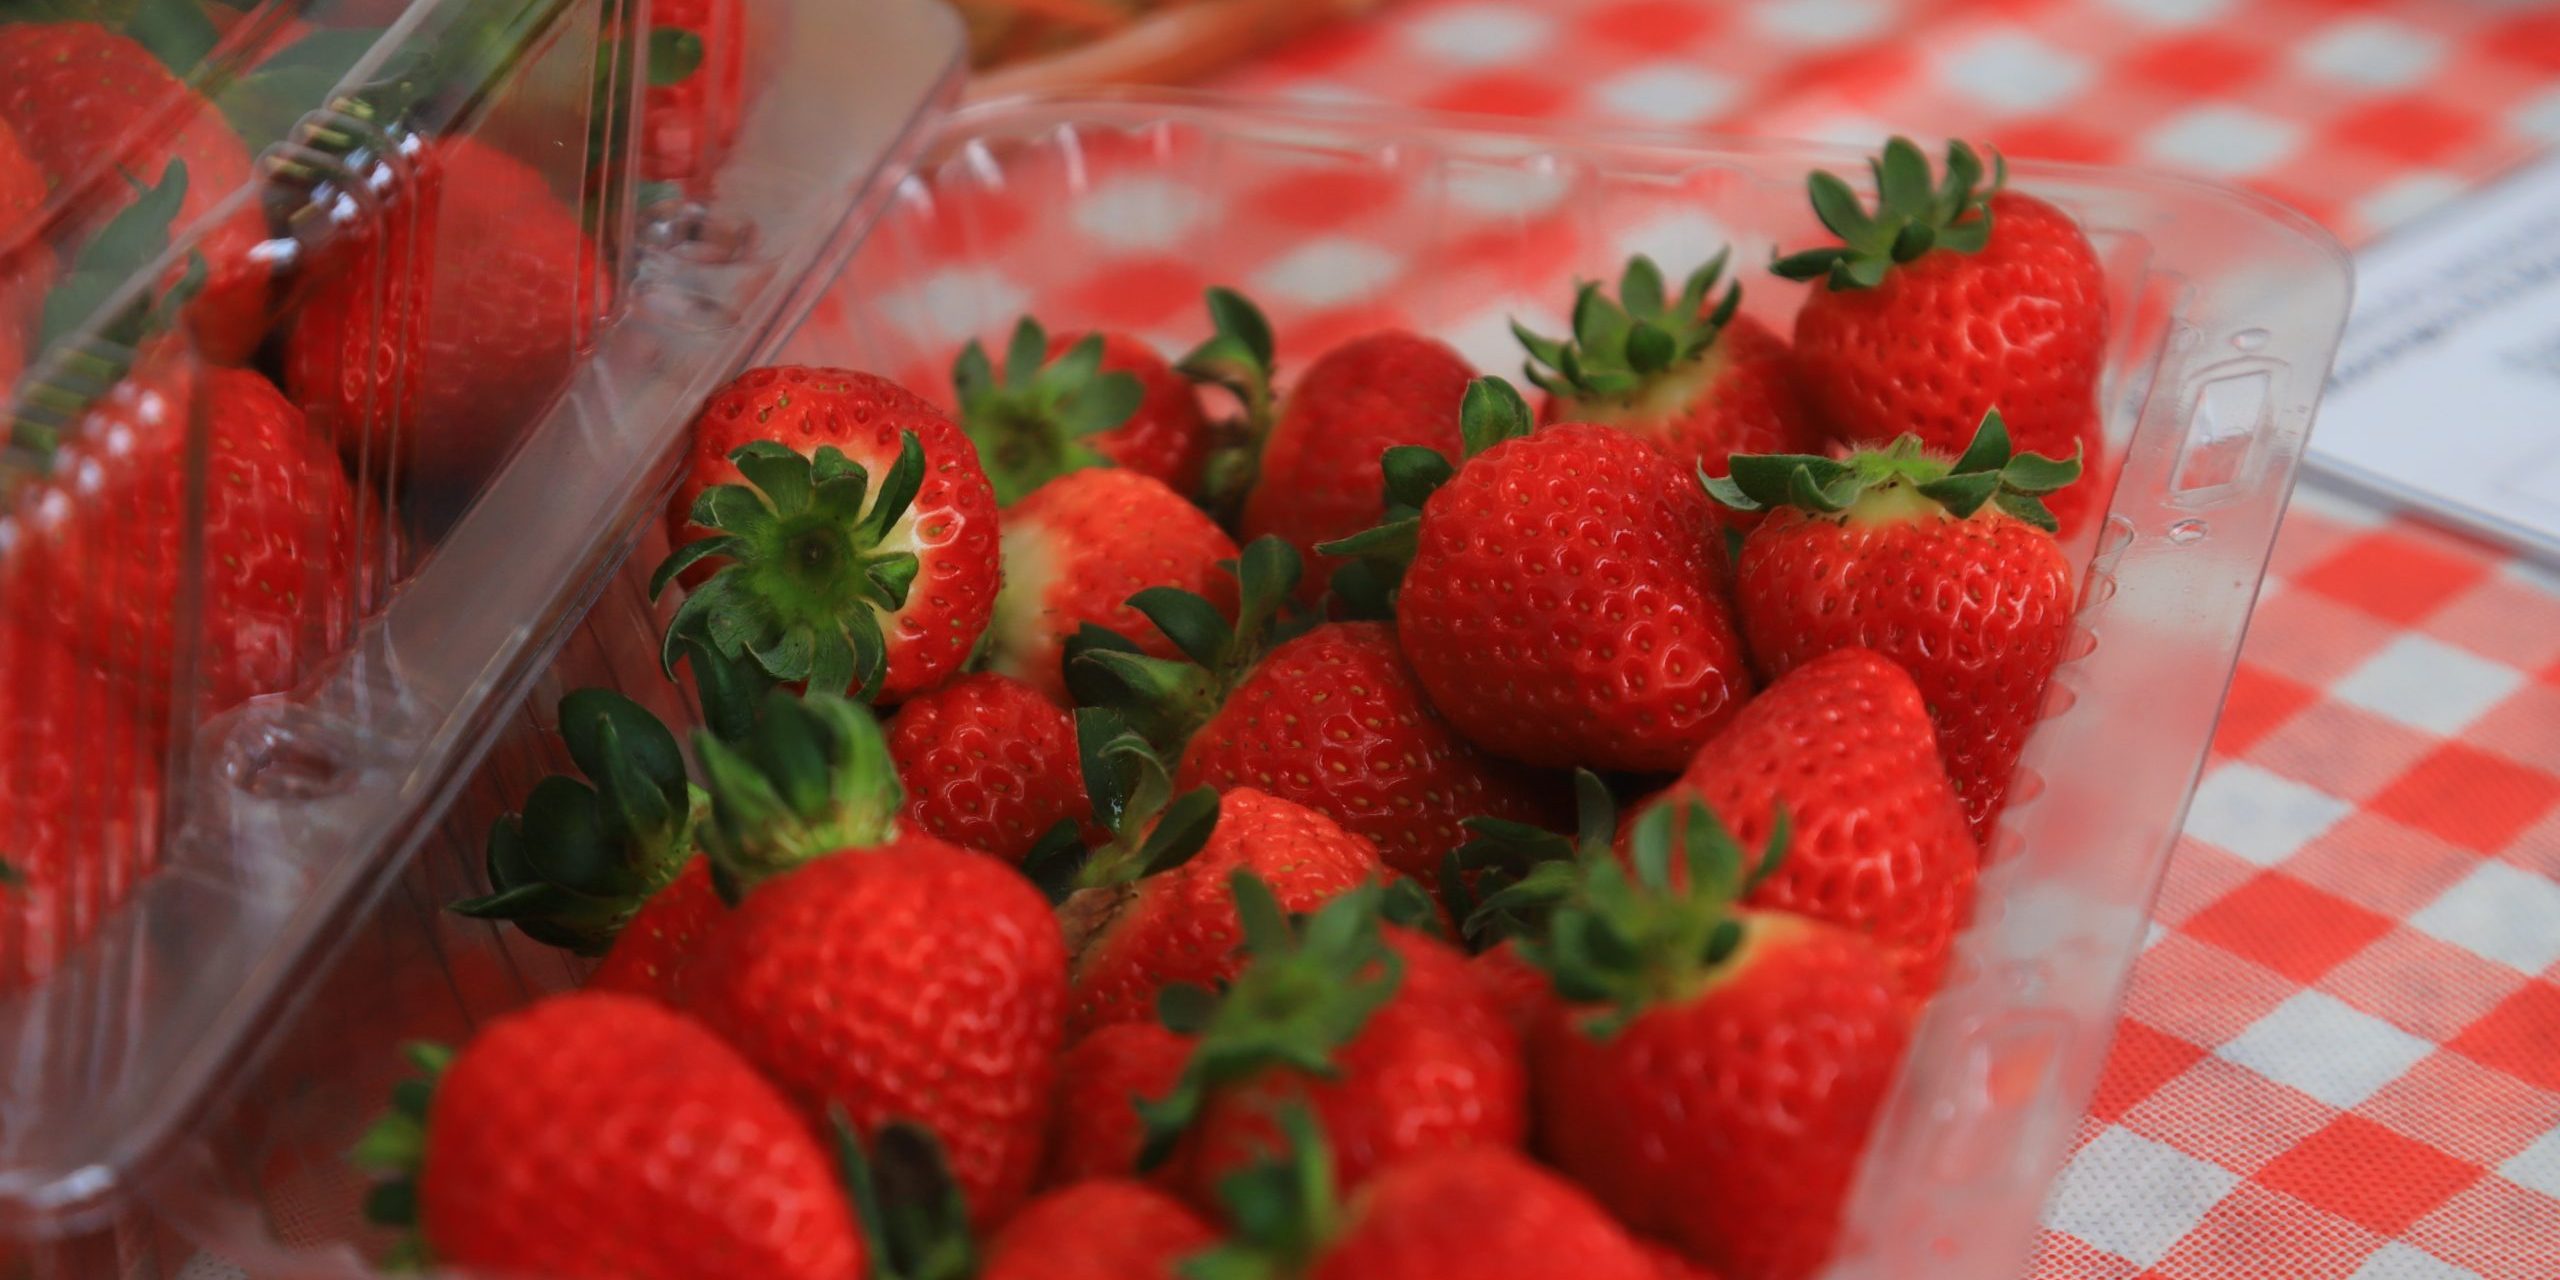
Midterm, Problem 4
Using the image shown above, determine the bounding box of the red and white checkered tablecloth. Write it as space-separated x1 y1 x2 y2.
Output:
1201 2 2560 1276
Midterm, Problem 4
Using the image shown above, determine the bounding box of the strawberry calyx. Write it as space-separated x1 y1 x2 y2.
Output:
691 689 904 901
1703 409 2082 533
1066 535 1306 756
1521 797 1787 1038
1317 376 1535 618
1184 1106 1344 1280
1512 252 1743 410
10 161 205 459
448 687 704 955
1771 136 2005 292
953 315 1147 506
1134 873 1404 1169
652 435 930 700
1179 286 1279 521
1448 769 1618 949
832 1113 978 1280
354 1041 457 1269
1030 707 1221 908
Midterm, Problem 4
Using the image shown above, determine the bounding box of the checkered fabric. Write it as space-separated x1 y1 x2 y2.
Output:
1196 1 2560 1276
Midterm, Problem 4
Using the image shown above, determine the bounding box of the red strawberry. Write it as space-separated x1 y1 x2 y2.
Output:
682 691 1068 1227
287 136 603 489
1710 415 2079 843
1774 138 2106 533
1643 1241 1728 1280
641 0 748 190
1192 1113 1659 1280
365 992 865 1280
955 319 1211 503
982 1180 1218 1280
1140 876 1527 1216
989 466 1237 706
1046 1020 1196 1190
887 671 1092 862
584 858 722 1003
0 23 269 361
1644 648 1978 1001
0 119 45 393
655 367 1002 703
1057 714 1382 1037
1526 800 1910 1280
27 357 355 715
1081 540 1564 883
1183 290 1474 604
0 627 162 992
1515 252 1818 485
1326 377 1754 773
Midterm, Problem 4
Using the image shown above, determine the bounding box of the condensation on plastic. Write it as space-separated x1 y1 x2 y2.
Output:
129 92 2341 1279
0 0 967 1253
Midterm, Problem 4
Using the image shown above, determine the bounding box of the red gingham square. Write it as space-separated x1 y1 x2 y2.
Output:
2090 1021 2214 1124
2288 528 2498 625
2370 744 2560 854
2209 663 2323 758
2181 874 2397 984
2449 982 2560 1094
2254 1114 2489 1236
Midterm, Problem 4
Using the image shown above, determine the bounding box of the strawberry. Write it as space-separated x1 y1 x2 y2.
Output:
1466 942 1552 1038
1773 137 2107 533
0 119 45 394
989 466 1237 706
654 367 1002 702
1324 377 1753 773
681 690 1068 1227
360 992 865 1280
584 857 721 1003
1191 1111 1660 1280
1525 800 1910 1280
1708 414 2080 844
0 23 269 362
1643 1241 1729 1280
1641 648 1979 1001
642 0 748 190
1137 876 1526 1215
954 318 1211 503
25 355 356 715
982 1180 1218 1280
1182 290 1475 604
1047 1020 1196 1190
286 137 604 490
0 627 163 991
887 671 1092 862
1052 710 1382 1038
1513 252 1818 485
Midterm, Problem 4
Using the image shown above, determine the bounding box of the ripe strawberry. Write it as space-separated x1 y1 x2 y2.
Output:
955 318 1210 503
682 691 1068 1227
982 1180 1218 1280
0 119 45 393
362 992 865 1280
1326 377 1754 773
1182 290 1474 604
641 0 748 189
1079 539 1563 882
1640 648 1979 1001
1055 712 1382 1038
27 356 355 715
1191 1112 1660 1280
0 628 162 992
1643 1241 1729 1280
989 466 1237 706
0 23 269 361
1709 414 2080 843
654 367 1001 702
887 671 1092 862
1047 1020 1196 1190
287 137 603 489
1526 800 1910 1280
1138 876 1526 1215
1514 252 1818 485
583 858 721 1003
1773 137 2106 533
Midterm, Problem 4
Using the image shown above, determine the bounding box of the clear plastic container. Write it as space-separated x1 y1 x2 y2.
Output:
0 0 965 1261
16 64 2351 1280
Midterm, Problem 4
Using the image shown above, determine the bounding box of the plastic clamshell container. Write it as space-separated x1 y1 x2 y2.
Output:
23 68 2350 1280
0 0 966 1254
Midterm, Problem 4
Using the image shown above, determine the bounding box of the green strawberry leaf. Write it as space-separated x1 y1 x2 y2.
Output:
647 26 703 87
